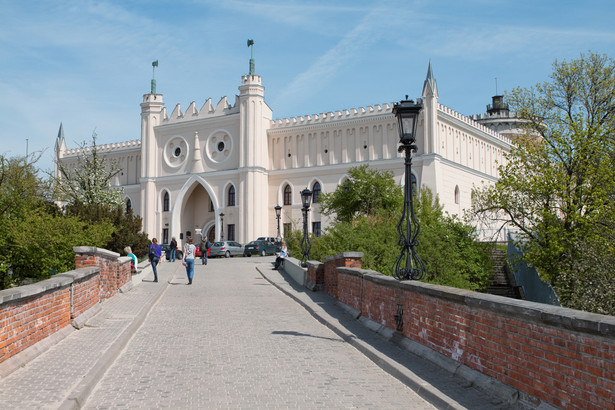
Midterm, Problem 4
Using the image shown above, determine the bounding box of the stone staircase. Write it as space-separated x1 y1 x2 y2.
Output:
485 248 522 299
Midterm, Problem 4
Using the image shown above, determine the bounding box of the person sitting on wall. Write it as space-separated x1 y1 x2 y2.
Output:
125 246 138 273
273 240 287 270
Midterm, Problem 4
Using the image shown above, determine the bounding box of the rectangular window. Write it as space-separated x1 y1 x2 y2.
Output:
162 228 169 244
283 223 292 239
312 222 321 237
227 224 235 241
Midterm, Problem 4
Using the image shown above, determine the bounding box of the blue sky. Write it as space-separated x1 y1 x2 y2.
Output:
1 0 614 172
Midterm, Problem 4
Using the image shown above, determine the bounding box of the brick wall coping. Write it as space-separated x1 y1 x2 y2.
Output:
322 252 364 263
337 267 615 337
73 246 120 259
0 267 97 305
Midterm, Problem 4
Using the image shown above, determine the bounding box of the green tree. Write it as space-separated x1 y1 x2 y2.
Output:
471 52 615 314
294 165 492 291
65 202 150 257
0 154 114 289
54 132 124 207
319 164 403 223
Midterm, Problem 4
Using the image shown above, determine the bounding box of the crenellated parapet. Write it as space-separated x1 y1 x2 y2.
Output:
161 96 240 124
63 139 141 156
269 103 395 130
437 103 511 145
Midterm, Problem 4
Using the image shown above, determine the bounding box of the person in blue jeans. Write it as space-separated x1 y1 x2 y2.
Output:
149 238 162 282
200 235 210 265
169 237 177 262
183 236 196 285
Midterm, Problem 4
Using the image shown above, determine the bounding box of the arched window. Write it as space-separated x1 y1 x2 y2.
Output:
454 185 460 204
312 181 321 203
228 185 236 206
283 184 292 205
125 198 132 213
163 192 169 212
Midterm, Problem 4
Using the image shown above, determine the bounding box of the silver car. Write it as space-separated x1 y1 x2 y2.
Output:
209 241 244 258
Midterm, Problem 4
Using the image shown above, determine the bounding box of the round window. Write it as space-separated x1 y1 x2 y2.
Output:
217 141 225 152
174 147 182 157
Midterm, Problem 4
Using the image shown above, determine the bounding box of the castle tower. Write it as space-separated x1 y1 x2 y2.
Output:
419 62 443 198
237 73 272 242
473 95 527 140
140 87 164 237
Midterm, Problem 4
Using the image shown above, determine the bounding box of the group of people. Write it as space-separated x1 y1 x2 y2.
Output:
145 236 211 285
140 236 286 285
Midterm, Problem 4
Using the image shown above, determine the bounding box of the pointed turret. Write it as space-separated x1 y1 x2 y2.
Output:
54 123 66 179
191 132 205 173
55 122 66 152
422 61 438 99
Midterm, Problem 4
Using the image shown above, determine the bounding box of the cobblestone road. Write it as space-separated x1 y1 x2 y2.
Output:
83 257 435 409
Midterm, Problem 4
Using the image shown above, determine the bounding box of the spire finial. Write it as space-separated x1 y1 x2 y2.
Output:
151 60 159 94
247 39 255 75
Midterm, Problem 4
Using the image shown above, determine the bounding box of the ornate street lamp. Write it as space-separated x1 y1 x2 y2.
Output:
392 97 426 281
274 205 282 241
300 188 312 267
219 212 225 241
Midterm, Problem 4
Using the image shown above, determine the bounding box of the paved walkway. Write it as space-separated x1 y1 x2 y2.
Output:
0 256 520 409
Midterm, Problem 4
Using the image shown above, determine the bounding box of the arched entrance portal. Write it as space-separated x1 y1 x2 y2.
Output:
178 181 216 244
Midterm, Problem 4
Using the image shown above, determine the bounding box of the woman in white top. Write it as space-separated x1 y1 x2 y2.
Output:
182 237 196 285
274 240 287 270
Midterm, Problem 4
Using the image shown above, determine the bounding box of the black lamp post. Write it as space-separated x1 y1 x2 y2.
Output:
392 97 426 281
300 188 312 267
274 205 282 241
219 212 225 241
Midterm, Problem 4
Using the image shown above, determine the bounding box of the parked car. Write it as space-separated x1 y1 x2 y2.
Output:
257 236 281 251
161 244 183 261
243 240 277 257
209 241 244 258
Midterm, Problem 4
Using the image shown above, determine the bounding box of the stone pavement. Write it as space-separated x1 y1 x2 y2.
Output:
0 256 524 409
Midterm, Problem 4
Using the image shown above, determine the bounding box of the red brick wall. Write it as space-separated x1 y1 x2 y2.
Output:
0 247 129 365
332 266 615 410
322 252 362 297
0 284 71 363
74 247 127 299
67 270 100 319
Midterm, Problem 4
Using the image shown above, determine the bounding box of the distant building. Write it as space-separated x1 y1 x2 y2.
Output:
55 62 515 245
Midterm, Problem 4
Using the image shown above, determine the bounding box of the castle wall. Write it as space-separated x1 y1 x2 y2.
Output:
54 68 512 244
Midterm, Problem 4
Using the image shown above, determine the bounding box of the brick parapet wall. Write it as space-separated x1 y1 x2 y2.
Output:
0 275 73 363
57 268 100 319
0 247 132 366
332 266 615 409
321 252 363 297
74 246 127 299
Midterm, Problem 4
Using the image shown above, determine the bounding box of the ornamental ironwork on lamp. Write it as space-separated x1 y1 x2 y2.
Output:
219 212 225 241
391 97 426 281
300 188 312 267
274 205 282 241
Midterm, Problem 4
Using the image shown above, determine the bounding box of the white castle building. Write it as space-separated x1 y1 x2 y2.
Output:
54 61 518 246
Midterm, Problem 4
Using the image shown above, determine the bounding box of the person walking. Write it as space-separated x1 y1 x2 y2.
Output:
273 240 287 270
169 237 178 262
149 238 162 282
200 235 211 265
183 236 196 285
